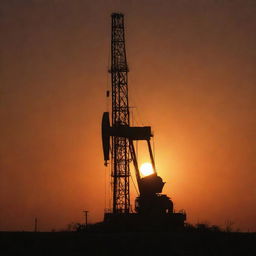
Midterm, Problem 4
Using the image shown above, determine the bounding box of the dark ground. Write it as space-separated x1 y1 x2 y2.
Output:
1 230 255 256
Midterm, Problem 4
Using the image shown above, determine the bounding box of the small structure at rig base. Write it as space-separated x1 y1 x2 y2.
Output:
104 212 186 231
101 13 186 231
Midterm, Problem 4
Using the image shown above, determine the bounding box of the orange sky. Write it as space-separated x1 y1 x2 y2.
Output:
0 0 256 232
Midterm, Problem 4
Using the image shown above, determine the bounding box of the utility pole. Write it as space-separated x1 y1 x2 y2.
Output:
34 217 37 232
83 210 88 228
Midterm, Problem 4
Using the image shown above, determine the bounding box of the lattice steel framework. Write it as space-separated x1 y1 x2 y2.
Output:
110 13 130 213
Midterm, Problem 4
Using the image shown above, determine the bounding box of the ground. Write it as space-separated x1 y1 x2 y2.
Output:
1 230 255 256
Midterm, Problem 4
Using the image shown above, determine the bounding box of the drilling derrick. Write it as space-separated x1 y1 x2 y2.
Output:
110 13 130 213
101 12 186 230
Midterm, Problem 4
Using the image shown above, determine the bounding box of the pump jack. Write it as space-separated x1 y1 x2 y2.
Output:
101 13 186 230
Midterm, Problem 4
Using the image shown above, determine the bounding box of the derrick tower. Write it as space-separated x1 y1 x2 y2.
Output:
110 13 130 213
102 13 186 229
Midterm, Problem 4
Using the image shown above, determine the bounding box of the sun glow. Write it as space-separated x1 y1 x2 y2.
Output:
140 162 154 177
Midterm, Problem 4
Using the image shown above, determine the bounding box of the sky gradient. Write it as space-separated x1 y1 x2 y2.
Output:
1 0 256 231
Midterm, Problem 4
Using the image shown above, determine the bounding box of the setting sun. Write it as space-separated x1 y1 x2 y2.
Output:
140 162 154 177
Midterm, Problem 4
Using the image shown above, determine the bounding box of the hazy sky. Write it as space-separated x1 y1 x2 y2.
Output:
1 0 256 231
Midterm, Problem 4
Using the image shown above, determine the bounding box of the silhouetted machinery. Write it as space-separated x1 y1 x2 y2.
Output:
101 13 186 230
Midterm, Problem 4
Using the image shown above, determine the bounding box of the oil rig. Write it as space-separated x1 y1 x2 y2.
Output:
101 13 186 230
